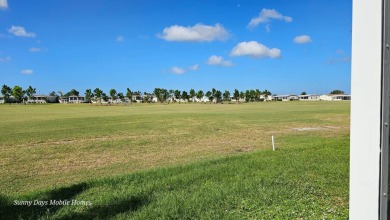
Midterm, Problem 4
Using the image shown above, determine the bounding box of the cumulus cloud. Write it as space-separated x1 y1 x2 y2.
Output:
159 23 229 42
116 36 124 42
171 66 186 74
171 64 200 74
248 8 292 30
29 47 41 52
230 41 281 59
0 0 8 10
21 69 33 74
207 55 233 66
293 35 312 44
188 64 200 71
8 26 36 37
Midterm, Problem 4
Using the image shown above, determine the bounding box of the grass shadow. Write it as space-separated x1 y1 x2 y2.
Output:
57 194 149 220
0 182 88 219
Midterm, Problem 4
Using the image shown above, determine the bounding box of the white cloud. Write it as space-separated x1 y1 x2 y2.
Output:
21 69 33 74
171 66 185 74
188 64 200 71
116 36 124 42
0 0 8 10
248 8 292 30
29 47 41 52
207 55 233 66
170 64 200 74
159 23 229 42
230 41 281 59
293 35 312 44
8 26 36 38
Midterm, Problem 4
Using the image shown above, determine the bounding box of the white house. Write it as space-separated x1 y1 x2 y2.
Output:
68 95 85 103
27 95 46 103
0 96 4 104
298 94 320 101
273 95 299 101
320 94 351 101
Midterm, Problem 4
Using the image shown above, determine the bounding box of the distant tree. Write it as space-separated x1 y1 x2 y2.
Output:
249 89 256 102
94 88 103 105
66 89 79 97
154 88 168 104
262 89 272 101
215 90 222 103
255 89 261 101
126 88 132 105
240 91 245 102
189 89 196 101
196 90 204 103
330 90 344 94
58 91 64 103
174 90 181 103
118 92 124 104
301 91 307 95
102 92 108 103
223 90 230 102
245 90 250 102
109 89 117 105
49 91 57 96
206 91 213 104
169 89 175 103
263 89 272 96
85 89 93 104
181 90 188 103
234 89 240 103
25 86 36 104
12 86 24 103
1 84 12 104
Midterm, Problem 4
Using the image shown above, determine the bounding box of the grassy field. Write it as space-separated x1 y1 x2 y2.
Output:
0 102 350 219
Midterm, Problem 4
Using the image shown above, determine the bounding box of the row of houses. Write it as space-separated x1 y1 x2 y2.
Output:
0 93 351 104
273 94 351 101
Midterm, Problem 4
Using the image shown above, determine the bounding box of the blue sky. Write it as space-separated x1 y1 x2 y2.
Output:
0 0 352 95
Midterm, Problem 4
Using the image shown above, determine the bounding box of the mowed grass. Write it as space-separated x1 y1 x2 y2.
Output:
0 102 350 219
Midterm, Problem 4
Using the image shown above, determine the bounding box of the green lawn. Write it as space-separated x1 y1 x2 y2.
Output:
0 102 350 219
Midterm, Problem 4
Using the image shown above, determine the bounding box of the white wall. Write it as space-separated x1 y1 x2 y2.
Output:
349 0 383 219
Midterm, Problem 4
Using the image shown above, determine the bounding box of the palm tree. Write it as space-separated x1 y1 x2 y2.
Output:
126 88 132 105
109 89 117 105
196 90 204 103
85 89 93 105
94 88 103 105
174 90 181 104
117 92 124 104
25 86 36 104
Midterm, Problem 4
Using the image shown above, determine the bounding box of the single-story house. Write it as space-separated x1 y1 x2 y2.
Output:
68 95 85 103
273 95 299 101
298 94 320 101
320 94 351 101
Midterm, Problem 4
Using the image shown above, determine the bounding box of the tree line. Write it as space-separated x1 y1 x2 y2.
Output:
1 84 273 104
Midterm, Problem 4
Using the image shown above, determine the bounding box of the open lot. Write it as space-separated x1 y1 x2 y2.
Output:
0 102 350 219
